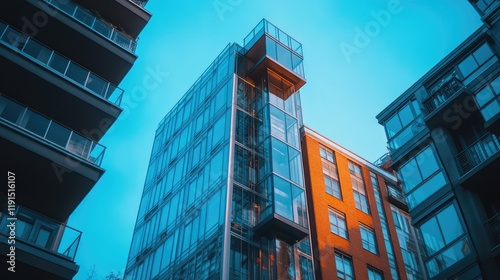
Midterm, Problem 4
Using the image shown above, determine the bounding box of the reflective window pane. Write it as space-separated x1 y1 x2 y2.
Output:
274 176 293 221
437 205 464 244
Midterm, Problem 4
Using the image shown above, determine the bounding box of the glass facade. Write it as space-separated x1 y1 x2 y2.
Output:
391 205 427 280
398 145 447 209
370 172 400 280
125 20 313 280
419 203 471 278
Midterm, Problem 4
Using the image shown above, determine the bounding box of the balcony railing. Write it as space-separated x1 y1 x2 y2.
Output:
0 22 124 106
244 19 303 56
129 0 149 8
0 94 106 166
423 75 464 114
387 184 406 201
43 0 137 53
456 133 500 175
485 213 500 247
0 206 82 261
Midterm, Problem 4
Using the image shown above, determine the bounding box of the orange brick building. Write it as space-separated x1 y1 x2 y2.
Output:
301 126 425 280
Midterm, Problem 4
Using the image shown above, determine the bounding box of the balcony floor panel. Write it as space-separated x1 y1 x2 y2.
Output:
0 126 103 222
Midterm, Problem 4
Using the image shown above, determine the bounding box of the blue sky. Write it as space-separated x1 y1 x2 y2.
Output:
68 1 483 279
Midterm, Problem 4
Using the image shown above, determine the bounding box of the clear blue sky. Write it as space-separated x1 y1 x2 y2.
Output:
69 1 482 279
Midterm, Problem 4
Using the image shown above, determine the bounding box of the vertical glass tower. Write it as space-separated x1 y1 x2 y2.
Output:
124 19 314 280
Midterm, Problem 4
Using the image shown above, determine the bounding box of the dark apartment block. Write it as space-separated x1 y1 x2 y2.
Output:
376 1 500 279
0 0 151 279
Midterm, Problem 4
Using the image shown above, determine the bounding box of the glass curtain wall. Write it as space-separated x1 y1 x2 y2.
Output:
124 45 235 280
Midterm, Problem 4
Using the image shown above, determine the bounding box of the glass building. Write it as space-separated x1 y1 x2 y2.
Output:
124 19 314 280
377 1 500 279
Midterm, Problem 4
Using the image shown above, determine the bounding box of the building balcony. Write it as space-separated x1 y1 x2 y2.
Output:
457 133 500 188
485 213 500 256
0 95 106 221
242 19 306 97
0 22 123 138
72 0 152 39
0 95 106 166
423 75 473 128
0 22 123 105
43 0 137 53
1 0 138 85
387 184 408 211
0 204 81 279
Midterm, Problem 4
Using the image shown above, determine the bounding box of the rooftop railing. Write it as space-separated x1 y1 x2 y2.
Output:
244 19 303 56
0 22 124 106
0 206 82 261
456 133 500 175
0 94 106 166
43 0 137 53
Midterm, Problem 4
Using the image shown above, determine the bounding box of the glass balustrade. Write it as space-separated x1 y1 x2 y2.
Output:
0 22 124 106
0 206 82 261
0 95 106 166
43 0 137 53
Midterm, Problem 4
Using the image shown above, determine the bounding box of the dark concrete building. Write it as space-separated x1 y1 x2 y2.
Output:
0 0 151 279
377 1 500 279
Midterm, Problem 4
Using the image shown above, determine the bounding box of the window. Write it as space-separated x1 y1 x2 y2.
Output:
349 162 370 214
474 0 495 13
320 146 335 163
458 42 496 84
398 145 447 209
329 208 348 239
474 75 500 122
335 252 354 280
324 174 341 199
384 99 423 150
367 267 383 280
419 204 470 277
322 156 341 199
360 224 378 254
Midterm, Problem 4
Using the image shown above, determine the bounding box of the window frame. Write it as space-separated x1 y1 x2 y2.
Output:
329 208 348 239
335 251 355 280
360 224 378 255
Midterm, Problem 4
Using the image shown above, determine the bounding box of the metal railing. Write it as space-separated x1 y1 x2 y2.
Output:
43 0 137 53
0 206 82 261
423 75 464 114
0 95 106 166
0 22 124 106
387 184 406 202
485 213 500 246
129 0 149 9
456 133 500 175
